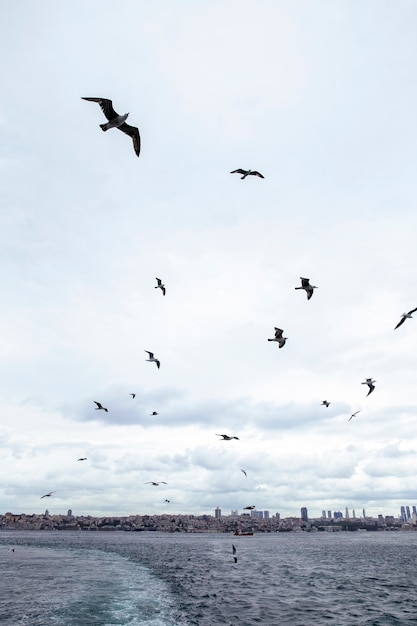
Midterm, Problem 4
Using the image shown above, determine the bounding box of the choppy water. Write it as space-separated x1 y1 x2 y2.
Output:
0 530 416 625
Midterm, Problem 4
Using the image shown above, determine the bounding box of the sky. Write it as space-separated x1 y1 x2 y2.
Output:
1 0 417 519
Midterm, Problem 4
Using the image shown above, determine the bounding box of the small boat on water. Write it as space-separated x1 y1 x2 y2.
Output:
233 530 254 536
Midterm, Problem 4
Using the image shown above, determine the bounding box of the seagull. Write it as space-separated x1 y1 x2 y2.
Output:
348 410 361 422
394 307 417 330
145 482 167 486
150 411 159 416
216 434 239 440
40 491 55 499
243 505 256 510
77 458 87 461
321 401 330 407
361 378 376 396
94 401 108 412
130 393 136 399
295 277 318 300
81 97 141 157
230 168 264 180
267 327 287 348
240 469 247 478
145 351 160 369
155 278 166 296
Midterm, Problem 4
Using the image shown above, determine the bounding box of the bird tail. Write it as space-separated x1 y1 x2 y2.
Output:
100 123 110 131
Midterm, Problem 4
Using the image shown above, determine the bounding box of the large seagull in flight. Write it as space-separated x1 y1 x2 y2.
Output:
82 97 141 157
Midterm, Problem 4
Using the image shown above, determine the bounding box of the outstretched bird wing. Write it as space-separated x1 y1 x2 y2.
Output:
251 171 264 178
230 169 246 175
394 316 406 330
118 122 141 157
81 97 119 121
94 401 103 409
274 328 283 338
145 350 154 358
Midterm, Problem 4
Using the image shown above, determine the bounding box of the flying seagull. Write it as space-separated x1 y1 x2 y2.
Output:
130 393 136 399
240 469 247 478
394 307 417 330
81 97 141 157
243 505 256 510
77 458 87 461
155 278 166 296
267 327 287 348
295 277 318 300
321 401 330 407
145 481 167 486
216 434 239 440
150 411 159 416
145 351 160 369
348 410 361 422
94 401 108 412
230 168 264 180
40 491 55 499
361 378 376 396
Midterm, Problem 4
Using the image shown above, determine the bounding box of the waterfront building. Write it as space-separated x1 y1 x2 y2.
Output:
345 507 349 519
301 507 308 522
362 508 366 519
406 506 411 520
264 511 269 520
400 506 406 522
327 510 332 519
322 510 326 518
215 507 221 519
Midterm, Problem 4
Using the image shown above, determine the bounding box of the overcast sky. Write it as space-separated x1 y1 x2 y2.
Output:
1 0 417 519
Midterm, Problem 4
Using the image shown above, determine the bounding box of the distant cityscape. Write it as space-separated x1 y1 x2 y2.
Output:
1 504 416 533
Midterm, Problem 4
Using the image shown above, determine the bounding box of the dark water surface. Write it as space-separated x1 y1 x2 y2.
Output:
0 530 416 625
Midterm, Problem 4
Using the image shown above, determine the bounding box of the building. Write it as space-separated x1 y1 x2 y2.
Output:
301 507 308 522
400 506 406 522
215 507 221 519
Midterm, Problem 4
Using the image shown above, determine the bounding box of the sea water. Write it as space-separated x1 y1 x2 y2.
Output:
0 530 416 625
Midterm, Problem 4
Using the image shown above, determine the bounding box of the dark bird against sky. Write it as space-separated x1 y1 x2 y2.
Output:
349 410 361 422
155 278 166 296
145 351 160 369
40 491 55 499
240 469 247 477
81 97 141 157
77 458 87 461
362 378 376 396
145 481 167 486
321 401 330 407
94 401 108 412
394 307 417 329
130 393 136 399
267 327 287 348
295 277 318 300
230 168 264 180
216 434 239 440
